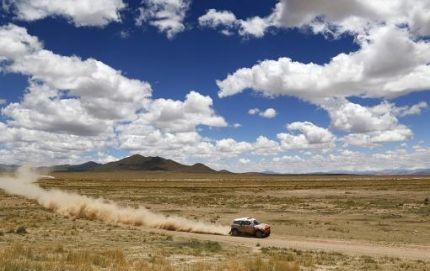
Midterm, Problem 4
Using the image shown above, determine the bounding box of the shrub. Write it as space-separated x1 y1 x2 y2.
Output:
16 226 27 235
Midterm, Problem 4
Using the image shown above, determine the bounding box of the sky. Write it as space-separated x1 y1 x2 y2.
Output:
0 0 429 173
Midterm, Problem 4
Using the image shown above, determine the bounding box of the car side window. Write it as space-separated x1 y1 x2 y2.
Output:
243 221 251 225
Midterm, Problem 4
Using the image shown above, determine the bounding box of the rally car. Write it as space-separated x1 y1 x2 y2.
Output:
229 217 271 238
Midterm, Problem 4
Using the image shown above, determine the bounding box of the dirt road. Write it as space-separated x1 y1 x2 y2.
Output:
144 228 430 261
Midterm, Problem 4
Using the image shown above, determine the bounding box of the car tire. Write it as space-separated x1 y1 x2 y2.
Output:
231 229 239 236
256 231 264 238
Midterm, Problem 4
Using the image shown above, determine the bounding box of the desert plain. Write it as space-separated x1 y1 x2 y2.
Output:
0 171 429 270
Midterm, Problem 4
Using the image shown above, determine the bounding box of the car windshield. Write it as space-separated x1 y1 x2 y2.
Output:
253 220 260 225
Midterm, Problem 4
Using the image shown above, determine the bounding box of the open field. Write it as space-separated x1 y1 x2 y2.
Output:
1 172 429 270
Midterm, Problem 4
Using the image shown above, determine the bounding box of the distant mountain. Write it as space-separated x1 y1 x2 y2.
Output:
260 168 430 176
69 161 101 172
409 169 430 175
39 161 101 173
5 156 430 175
43 155 220 174
0 164 18 172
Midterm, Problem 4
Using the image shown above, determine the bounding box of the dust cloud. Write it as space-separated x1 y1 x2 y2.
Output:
0 166 229 235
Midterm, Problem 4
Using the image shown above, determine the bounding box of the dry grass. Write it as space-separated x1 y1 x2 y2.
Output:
1 243 429 271
0 172 429 270
38 172 430 244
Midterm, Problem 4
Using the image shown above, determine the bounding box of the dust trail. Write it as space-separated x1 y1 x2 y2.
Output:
0 166 229 235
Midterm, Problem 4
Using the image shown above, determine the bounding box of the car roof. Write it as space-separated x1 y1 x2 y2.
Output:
233 217 256 221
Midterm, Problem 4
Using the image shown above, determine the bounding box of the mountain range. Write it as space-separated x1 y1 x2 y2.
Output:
38 154 221 174
1 155 430 175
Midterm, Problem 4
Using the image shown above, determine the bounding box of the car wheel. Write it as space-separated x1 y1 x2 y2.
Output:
231 229 239 236
256 231 264 238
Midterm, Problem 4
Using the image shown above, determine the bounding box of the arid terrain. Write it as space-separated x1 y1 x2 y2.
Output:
1 171 429 270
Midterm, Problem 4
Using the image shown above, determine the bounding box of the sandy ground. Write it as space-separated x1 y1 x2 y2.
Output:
142 227 430 261
1 172 429 270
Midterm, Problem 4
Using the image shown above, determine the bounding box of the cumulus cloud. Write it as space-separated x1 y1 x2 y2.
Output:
198 9 272 38
271 0 430 37
252 136 281 155
260 108 277 118
239 158 250 164
198 9 237 29
277 121 335 150
115 91 228 160
0 25 152 122
342 126 413 147
0 24 229 165
136 0 190 39
224 147 430 174
232 123 241 128
272 155 303 163
2 0 125 27
215 4 430 148
394 101 428 117
248 107 277 118
320 98 426 146
2 82 113 136
200 0 430 38
137 91 227 133
215 138 253 156
248 108 259 115
217 25 430 101
322 98 400 133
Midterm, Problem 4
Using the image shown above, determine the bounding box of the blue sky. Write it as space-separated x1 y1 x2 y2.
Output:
0 0 429 172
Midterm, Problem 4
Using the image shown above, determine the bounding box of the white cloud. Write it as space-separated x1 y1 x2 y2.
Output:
239 158 250 164
321 98 425 145
233 123 241 128
215 138 253 156
216 18 430 148
137 91 227 133
342 126 413 147
198 9 272 38
200 0 430 38
0 99 6 105
272 155 303 163
198 9 237 29
0 24 152 122
223 146 430 174
253 136 281 155
0 24 42 60
248 107 277 118
322 98 400 133
259 108 277 118
394 101 428 117
136 0 190 39
271 0 430 37
2 82 113 136
248 108 259 115
277 121 335 150
0 24 230 165
3 0 125 27
217 25 430 101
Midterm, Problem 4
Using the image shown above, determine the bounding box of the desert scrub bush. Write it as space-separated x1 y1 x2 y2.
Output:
172 239 222 255
15 226 27 235
61 249 126 270
224 255 299 271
